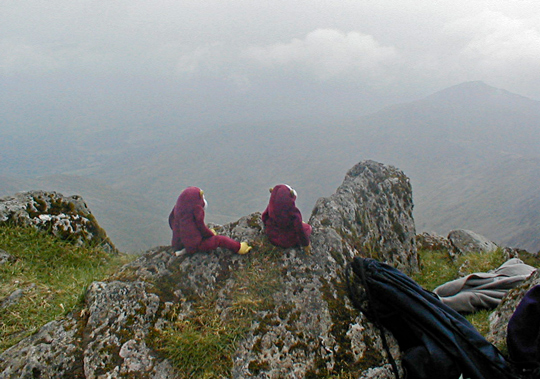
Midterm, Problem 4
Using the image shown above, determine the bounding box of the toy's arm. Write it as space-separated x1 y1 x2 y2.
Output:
168 209 175 229
262 208 269 224
292 210 310 246
193 206 215 238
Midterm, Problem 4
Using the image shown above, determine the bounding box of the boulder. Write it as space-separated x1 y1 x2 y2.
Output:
0 161 418 378
487 270 540 350
448 229 498 255
310 160 418 274
0 250 15 265
416 232 454 251
0 191 116 252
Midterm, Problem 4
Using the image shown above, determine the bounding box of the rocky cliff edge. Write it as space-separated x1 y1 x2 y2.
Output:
0 160 419 378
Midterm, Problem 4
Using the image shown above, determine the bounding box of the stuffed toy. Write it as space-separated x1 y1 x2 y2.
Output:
262 184 312 248
169 186 251 255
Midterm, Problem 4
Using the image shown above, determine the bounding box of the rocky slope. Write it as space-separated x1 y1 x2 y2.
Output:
0 160 418 378
488 270 540 350
1 160 534 378
0 190 116 253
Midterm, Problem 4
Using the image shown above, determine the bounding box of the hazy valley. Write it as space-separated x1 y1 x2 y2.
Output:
2 81 539 253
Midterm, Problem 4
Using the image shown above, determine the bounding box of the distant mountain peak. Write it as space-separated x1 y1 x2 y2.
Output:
426 81 532 105
430 81 501 100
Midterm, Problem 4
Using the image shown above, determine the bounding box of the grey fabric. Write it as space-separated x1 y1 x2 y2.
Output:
434 258 537 313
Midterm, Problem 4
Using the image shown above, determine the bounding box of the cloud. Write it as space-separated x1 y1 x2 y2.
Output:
391 10 540 99
445 11 540 76
0 39 115 75
175 43 226 76
0 40 63 74
3 1 540 111
242 29 399 81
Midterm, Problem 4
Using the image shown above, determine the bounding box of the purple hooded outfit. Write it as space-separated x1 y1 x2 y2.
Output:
262 184 312 248
169 186 241 253
507 284 540 371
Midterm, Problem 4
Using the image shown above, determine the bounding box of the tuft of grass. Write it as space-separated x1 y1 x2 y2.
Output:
151 239 284 378
0 225 133 352
413 248 509 291
413 247 539 338
156 300 248 379
465 309 491 336
454 249 506 278
412 249 458 291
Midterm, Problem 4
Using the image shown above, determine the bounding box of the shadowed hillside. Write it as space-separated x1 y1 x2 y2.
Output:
2 81 539 253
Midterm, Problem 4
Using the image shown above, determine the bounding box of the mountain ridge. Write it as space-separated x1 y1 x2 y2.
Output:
1 81 539 253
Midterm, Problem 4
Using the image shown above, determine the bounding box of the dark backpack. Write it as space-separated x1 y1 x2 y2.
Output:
507 284 540 378
347 257 517 379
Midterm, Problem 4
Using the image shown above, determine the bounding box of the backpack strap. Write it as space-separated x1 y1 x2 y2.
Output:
346 261 401 379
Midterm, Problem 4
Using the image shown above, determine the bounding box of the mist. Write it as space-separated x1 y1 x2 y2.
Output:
2 1 540 253
3 0 540 137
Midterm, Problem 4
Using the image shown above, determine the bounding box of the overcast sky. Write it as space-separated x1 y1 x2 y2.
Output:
2 0 540 133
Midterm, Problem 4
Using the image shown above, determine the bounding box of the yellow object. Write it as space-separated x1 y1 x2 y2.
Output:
238 242 252 255
210 228 217 235
304 244 312 254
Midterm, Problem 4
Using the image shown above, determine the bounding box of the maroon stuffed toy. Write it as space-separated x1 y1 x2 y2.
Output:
262 184 312 248
169 186 251 254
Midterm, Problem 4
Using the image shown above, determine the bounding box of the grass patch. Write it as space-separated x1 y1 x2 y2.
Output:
412 247 540 338
157 302 246 379
466 309 491 336
151 240 284 378
412 249 457 291
413 248 509 291
155 298 249 379
0 224 133 352
454 250 506 278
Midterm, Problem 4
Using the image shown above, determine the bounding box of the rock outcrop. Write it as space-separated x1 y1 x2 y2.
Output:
487 270 540 350
416 231 455 253
0 161 418 378
0 190 116 252
0 250 14 265
310 160 418 275
448 229 498 255
417 229 499 257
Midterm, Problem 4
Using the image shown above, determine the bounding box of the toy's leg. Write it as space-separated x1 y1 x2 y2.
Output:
198 235 241 253
171 230 184 251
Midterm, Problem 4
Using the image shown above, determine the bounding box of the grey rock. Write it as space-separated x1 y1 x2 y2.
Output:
0 161 418 378
501 246 529 260
0 191 116 252
0 280 177 379
487 270 540 349
0 250 15 265
0 290 24 310
0 318 82 378
1 285 36 310
310 160 418 274
416 232 455 253
448 229 498 255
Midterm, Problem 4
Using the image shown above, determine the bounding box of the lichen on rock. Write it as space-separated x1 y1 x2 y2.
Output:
487 270 540 352
0 160 419 378
310 160 418 275
0 190 116 252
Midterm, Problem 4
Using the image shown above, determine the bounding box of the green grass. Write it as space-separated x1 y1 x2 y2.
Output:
412 248 510 291
412 249 458 291
412 247 540 337
0 224 134 352
151 238 284 378
156 298 248 379
465 309 492 336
